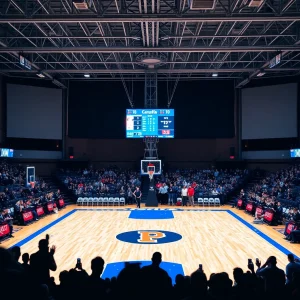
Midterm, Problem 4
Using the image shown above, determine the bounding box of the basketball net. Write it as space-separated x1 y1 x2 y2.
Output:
148 170 154 181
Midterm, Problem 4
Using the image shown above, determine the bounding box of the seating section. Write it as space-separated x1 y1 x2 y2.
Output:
0 160 65 211
65 168 248 207
233 165 300 229
157 169 247 199
59 168 141 206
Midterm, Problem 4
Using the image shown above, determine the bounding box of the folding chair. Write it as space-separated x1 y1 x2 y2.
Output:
214 198 221 206
83 197 88 206
88 197 94 206
98 197 104 206
209 198 215 206
114 197 120 206
197 198 204 206
108 197 114 206
120 197 125 206
93 198 99 206
203 198 209 206
103 197 108 206
77 197 83 206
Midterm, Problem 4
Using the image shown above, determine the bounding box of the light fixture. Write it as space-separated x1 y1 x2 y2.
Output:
36 72 45 78
257 70 266 77
84 74 90 78
212 73 218 77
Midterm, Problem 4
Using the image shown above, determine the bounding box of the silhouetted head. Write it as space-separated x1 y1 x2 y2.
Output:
209 272 232 297
22 253 30 264
288 254 295 263
175 274 184 286
190 271 208 296
267 256 277 266
59 270 69 286
38 239 49 252
10 246 21 262
91 256 105 275
151 252 162 266
233 267 244 284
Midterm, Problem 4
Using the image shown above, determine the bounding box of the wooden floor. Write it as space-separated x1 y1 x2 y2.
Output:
2 204 300 283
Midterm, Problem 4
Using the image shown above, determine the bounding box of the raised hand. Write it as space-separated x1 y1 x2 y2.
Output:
255 259 261 268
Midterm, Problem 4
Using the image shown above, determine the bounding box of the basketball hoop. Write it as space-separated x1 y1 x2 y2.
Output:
147 163 155 180
148 170 154 180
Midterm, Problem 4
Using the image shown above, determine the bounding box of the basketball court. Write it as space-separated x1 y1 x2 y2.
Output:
3 205 300 284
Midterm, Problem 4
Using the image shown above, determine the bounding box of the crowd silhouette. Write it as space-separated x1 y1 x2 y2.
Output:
1 234 300 300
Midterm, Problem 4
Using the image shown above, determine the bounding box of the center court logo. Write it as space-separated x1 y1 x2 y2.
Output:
116 230 182 244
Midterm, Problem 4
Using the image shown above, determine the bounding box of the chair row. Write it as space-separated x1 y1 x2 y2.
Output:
176 197 221 206
77 197 125 206
198 198 221 206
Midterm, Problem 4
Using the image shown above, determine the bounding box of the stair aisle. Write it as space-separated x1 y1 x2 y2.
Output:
42 175 75 206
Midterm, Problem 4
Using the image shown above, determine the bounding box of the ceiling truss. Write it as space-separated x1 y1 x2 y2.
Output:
0 0 299 87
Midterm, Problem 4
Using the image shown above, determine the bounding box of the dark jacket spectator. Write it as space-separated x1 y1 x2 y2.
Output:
30 238 57 284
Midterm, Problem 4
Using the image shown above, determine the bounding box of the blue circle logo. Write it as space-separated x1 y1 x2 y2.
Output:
116 230 182 244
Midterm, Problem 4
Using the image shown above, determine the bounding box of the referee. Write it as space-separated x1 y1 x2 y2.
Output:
133 187 142 208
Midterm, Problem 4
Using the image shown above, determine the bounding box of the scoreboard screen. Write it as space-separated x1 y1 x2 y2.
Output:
126 109 174 138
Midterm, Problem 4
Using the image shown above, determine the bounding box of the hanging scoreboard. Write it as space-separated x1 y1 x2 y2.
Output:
126 109 174 138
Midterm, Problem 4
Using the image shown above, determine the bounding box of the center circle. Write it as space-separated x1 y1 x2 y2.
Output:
116 230 182 244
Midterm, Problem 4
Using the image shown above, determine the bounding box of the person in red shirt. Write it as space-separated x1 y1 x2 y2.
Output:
187 185 195 206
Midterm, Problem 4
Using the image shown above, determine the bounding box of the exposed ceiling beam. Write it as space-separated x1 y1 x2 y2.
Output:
2 60 289 64
2 46 300 53
236 40 300 88
1 68 298 74
0 14 300 23
1 34 296 39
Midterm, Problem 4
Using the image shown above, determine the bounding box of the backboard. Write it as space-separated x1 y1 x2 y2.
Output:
26 166 35 187
141 160 161 175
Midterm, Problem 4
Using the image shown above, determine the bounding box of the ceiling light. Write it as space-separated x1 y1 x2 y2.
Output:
212 73 218 77
84 74 90 78
257 71 266 77
73 1 88 10
36 72 45 78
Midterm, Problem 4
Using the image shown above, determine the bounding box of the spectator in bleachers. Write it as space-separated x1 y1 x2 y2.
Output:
187 185 195 206
22 252 31 273
234 165 300 231
0 160 66 237
30 237 57 285
59 167 141 201
162 169 247 206
181 185 188 206
286 254 300 285
1 209 14 238
159 183 169 204
255 256 285 296
87 256 107 299
2 235 300 300
140 252 172 300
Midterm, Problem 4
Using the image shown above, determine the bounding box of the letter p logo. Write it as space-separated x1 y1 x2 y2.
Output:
137 231 165 243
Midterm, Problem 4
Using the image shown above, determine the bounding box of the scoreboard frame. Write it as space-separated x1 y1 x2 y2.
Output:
126 108 174 139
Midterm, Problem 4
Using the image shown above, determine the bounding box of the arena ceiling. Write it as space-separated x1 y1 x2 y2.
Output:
0 0 299 88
